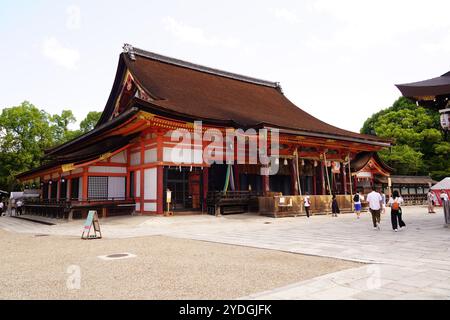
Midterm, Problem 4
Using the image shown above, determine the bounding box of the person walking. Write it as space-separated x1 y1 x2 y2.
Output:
16 199 23 216
0 200 3 217
389 190 406 232
353 191 363 219
427 191 437 214
441 190 449 203
331 194 340 217
381 191 387 214
441 190 450 225
366 187 383 230
303 193 311 218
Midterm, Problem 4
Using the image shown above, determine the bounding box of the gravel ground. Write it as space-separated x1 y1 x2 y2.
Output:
0 229 360 299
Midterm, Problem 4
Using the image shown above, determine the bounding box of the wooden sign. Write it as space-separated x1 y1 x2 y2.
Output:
81 210 102 240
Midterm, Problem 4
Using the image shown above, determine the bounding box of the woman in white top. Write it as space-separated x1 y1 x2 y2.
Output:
389 190 406 232
304 193 311 218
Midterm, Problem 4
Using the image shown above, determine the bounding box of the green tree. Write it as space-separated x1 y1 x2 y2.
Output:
361 97 450 180
50 110 77 144
0 102 102 191
0 101 54 190
80 111 101 133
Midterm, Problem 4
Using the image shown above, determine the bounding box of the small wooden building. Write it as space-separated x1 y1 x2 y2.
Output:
17 45 391 218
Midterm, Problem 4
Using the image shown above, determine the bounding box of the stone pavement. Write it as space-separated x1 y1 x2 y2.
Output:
1 206 449 299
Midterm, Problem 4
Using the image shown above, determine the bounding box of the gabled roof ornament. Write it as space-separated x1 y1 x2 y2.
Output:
123 43 136 61
275 82 284 94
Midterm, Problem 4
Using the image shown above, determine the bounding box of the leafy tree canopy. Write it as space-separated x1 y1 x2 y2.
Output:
0 101 100 191
80 111 101 133
361 97 450 180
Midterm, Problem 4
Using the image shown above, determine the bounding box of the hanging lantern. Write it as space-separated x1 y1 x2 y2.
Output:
440 108 450 131
284 159 288 166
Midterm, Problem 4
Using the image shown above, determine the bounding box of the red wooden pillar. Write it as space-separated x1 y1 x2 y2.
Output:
82 168 88 201
202 167 209 210
56 179 61 201
140 139 145 214
48 182 52 200
156 132 164 215
262 173 270 195
40 178 44 200
313 164 317 195
320 162 326 195
341 164 347 195
353 176 358 194
126 148 131 199
157 166 164 214
67 178 72 200
290 161 298 196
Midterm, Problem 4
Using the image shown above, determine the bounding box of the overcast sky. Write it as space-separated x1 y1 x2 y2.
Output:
1 0 450 132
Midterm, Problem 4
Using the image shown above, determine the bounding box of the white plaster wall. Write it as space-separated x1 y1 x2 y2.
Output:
88 166 127 174
144 149 157 163
144 168 157 200
71 168 83 175
111 151 127 163
164 147 192 163
135 170 141 197
130 152 141 166
144 203 157 212
108 177 126 199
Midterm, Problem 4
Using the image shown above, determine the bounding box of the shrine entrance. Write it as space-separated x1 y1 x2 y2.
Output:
163 167 202 212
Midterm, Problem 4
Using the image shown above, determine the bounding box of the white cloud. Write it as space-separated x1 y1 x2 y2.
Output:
307 0 450 50
270 8 300 24
66 5 81 30
41 37 80 70
162 16 239 48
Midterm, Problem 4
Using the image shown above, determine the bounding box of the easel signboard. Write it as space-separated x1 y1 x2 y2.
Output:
81 210 102 240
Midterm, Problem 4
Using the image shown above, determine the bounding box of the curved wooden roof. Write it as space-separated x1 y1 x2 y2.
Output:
396 72 450 98
97 45 390 146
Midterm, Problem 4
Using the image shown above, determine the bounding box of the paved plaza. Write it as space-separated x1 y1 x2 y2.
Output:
0 206 449 299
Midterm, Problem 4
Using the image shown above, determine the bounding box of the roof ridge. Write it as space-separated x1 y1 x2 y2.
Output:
123 43 281 89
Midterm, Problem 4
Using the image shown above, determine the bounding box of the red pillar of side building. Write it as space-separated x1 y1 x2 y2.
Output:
341 164 347 195
157 166 164 215
319 163 326 195
290 161 299 196
202 167 209 210
262 174 270 195
82 168 88 201
57 179 61 201
67 178 72 200
126 149 131 199
156 131 164 215
140 139 145 214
